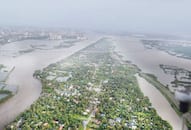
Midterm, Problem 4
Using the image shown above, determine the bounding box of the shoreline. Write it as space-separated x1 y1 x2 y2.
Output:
112 36 189 130
0 37 100 129
135 74 185 130
6 38 172 129
1 35 190 129
113 36 191 90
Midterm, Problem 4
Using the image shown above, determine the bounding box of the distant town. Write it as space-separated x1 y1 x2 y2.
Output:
0 27 87 44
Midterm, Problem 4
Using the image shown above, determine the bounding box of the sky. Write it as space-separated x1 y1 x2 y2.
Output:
0 0 191 35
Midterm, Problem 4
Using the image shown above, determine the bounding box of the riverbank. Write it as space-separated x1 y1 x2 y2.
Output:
113 36 190 129
135 74 184 130
114 36 191 92
0 36 99 129
6 38 171 129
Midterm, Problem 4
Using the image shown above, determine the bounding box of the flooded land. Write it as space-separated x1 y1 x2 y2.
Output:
114 36 191 129
0 64 17 104
1 0 191 129
7 38 172 129
0 32 191 129
114 36 191 92
136 75 183 130
0 33 99 129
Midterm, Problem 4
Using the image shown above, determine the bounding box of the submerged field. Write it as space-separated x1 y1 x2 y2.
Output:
142 39 191 60
6 38 172 129
0 65 17 103
0 36 96 129
0 39 76 57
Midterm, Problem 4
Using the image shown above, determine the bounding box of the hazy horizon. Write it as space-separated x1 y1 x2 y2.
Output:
0 0 191 35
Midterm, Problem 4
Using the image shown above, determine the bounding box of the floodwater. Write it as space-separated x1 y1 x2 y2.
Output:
136 75 185 130
0 37 99 129
0 94 8 100
114 36 191 130
114 36 191 92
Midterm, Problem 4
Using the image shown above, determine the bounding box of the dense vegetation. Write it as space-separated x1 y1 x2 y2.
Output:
6 38 172 129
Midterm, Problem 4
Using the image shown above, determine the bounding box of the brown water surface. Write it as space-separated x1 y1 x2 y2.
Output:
0 37 99 128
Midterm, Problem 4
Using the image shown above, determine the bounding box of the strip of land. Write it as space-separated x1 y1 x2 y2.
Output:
6 38 172 129
136 74 184 130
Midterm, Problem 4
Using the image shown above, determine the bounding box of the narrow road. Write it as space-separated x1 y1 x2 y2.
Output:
83 109 96 130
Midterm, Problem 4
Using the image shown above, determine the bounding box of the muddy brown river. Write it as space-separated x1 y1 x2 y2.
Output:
0 37 99 129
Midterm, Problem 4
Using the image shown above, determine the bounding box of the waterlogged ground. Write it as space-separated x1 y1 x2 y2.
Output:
7 38 172 129
136 75 183 130
0 39 75 57
142 39 191 59
0 37 97 129
114 37 191 92
0 65 16 103
114 36 191 129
